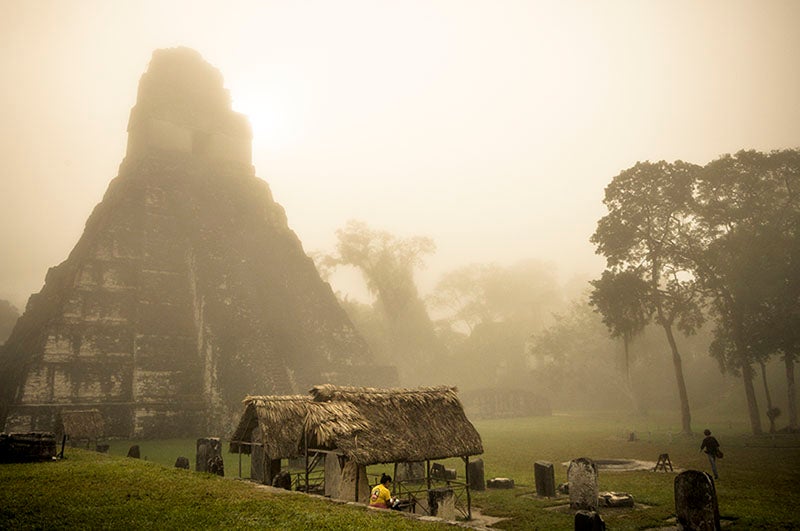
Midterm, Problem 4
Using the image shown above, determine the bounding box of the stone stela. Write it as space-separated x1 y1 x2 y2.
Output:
674 470 721 531
568 457 599 511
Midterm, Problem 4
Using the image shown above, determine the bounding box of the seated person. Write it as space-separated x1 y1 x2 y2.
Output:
369 473 400 509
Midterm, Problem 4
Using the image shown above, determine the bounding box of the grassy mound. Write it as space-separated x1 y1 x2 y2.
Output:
0 449 446 530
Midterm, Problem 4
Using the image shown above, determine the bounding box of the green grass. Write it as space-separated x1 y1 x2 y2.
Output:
0 449 449 530
469 412 800 530
3 411 800 529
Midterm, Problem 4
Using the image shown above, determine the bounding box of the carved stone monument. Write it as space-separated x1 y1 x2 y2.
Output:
534 460 556 497
271 471 292 490
674 470 720 531
396 461 425 482
467 458 485 491
196 437 224 476
427 487 455 520
574 510 606 530
568 457 599 511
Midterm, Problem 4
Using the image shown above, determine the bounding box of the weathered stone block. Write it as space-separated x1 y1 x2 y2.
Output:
534 460 556 497
196 437 224 476
574 510 605 530
487 477 515 489
568 457 598 511
674 470 720 531
396 461 426 482
599 491 634 508
427 487 455 520
431 462 446 479
271 470 292 490
467 458 485 491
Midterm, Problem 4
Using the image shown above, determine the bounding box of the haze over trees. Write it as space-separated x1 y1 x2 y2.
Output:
319 220 443 384
589 269 652 413
319 149 798 436
591 149 800 435
429 260 566 390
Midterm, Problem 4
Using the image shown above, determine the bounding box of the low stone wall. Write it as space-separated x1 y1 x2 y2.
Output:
460 388 551 419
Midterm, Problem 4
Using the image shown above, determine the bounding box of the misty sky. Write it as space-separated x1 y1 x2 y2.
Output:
1 0 799 310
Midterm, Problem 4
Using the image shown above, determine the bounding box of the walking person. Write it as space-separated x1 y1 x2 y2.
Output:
700 428 722 479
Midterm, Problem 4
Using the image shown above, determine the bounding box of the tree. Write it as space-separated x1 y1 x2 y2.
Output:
589 269 652 411
764 149 800 432
691 149 800 434
528 297 630 410
322 220 441 384
428 260 565 390
758 359 780 434
592 160 703 434
429 260 564 333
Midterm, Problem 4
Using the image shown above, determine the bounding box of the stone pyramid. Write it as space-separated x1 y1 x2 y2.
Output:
0 48 395 438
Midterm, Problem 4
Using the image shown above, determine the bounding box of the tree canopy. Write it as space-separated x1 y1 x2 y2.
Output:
592 149 800 434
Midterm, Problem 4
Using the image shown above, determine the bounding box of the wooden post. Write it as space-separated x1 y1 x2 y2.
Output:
304 429 309 492
463 456 472 520
426 459 432 497
355 464 360 502
393 462 398 498
238 448 242 478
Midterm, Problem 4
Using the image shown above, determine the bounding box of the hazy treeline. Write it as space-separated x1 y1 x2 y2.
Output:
319 149 798 436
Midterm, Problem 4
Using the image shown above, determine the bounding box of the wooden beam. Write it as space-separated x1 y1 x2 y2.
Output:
355 464 360 502
426 459 431 491
304 428 309 492
463 455 472 520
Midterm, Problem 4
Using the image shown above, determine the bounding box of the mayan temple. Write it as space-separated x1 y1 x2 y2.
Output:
0 47 394 438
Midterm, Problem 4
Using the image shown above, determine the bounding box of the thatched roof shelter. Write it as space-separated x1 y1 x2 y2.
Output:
229 395 310 457
230 385 483 466
59 409 105 440
307 384 483 465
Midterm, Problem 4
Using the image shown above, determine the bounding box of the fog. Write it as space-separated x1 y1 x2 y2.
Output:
1 0 799 310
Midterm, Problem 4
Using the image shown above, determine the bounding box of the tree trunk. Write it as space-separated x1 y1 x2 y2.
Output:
741 361 763 435
622 336 639 414
786 354 798 431
760 360 776 433
652 262 692 435
661 322 693 435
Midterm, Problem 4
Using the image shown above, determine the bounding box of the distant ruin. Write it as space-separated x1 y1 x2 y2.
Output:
0 47 395 438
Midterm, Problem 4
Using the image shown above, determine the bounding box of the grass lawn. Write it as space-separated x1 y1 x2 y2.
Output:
469 411 800 529
3 410 799 529
0 448 449 530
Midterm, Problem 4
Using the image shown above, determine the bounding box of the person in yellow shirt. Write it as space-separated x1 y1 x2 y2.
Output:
369 473 395 509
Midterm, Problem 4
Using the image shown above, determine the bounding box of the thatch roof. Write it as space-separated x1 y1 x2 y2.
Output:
230 385 483 466
308 384 483 465
60 409 105 440
229 395 310 457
